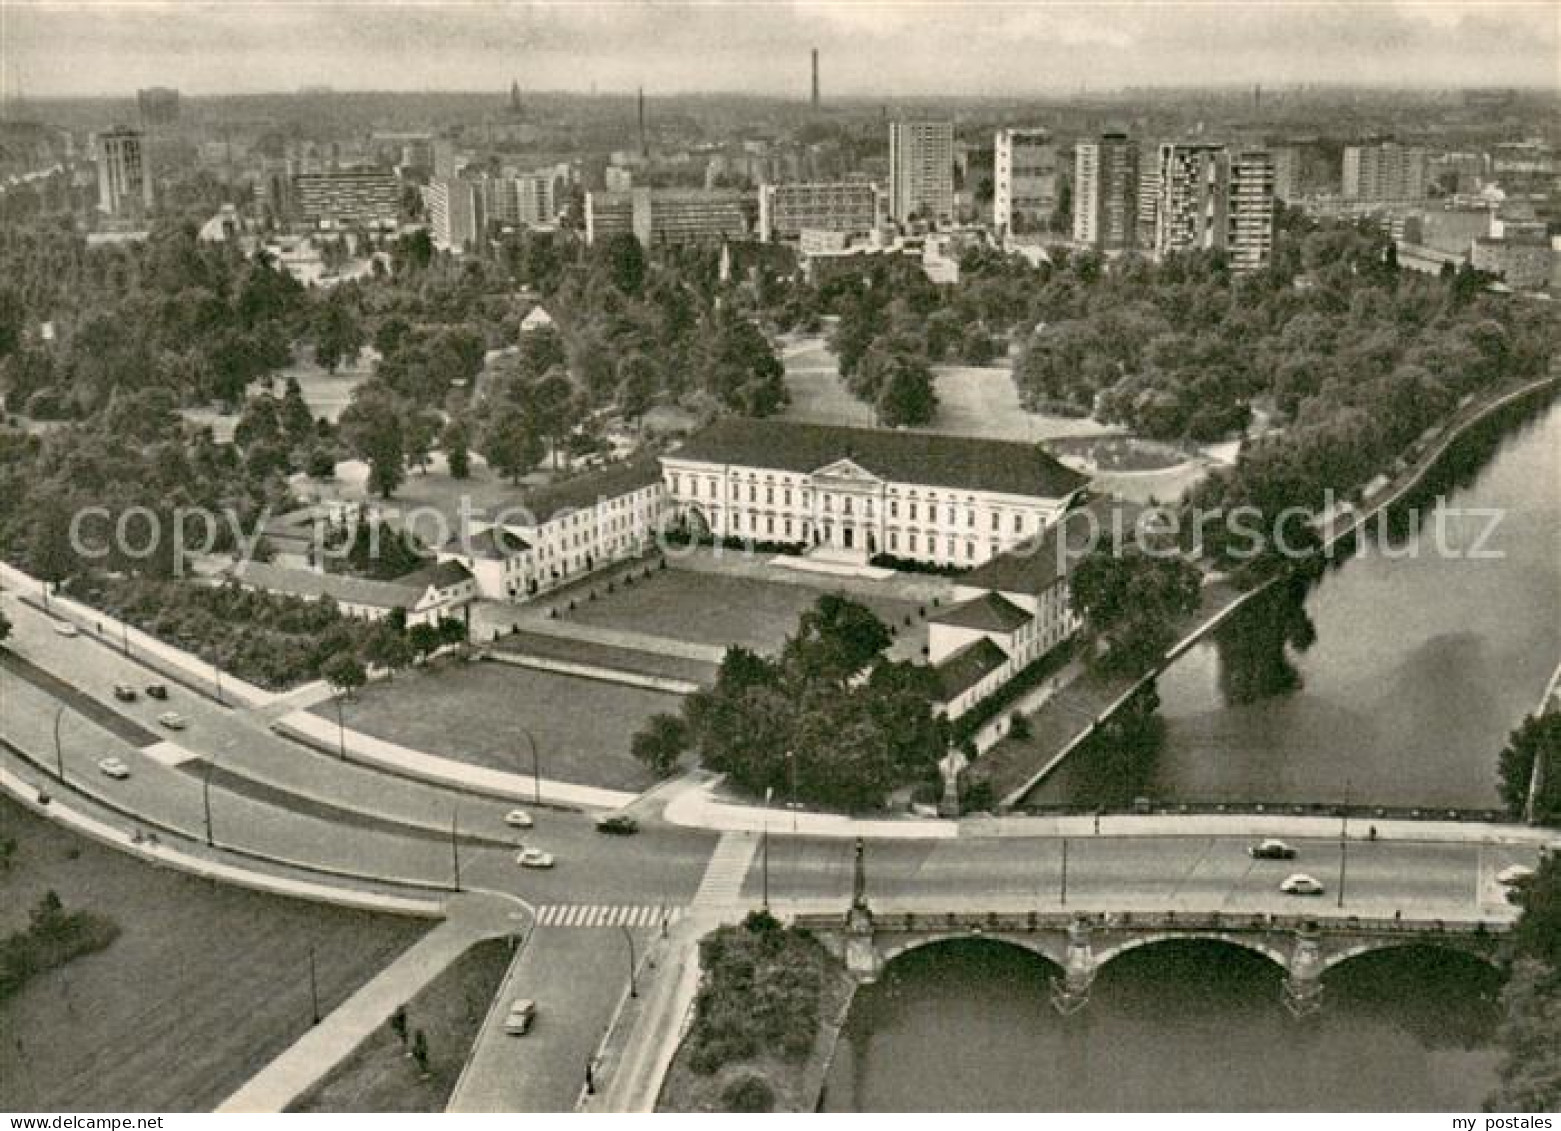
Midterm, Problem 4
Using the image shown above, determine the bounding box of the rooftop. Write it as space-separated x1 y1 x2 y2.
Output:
227 562 424 610
495 455 664 526
442 526 531 561
961 495 1145 597
928 591 1032 634
669 418 1088 500
931 636 1010 702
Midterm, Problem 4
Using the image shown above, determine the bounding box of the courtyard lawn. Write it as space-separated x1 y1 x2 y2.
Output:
781 336 1116 443
319 661 675 793
559 568 925 659
0 796 427 1112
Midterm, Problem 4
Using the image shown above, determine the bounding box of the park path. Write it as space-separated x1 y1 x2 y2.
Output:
217 892 523 1113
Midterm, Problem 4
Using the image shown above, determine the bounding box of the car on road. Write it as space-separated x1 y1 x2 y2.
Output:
502 809 534 829
1496 864 1536 887
145 684 169 700
595 813 639 836
97 756 131 780
516 847 555 869
157 711 189 730
1248 839 1297 860
113 683 138 702
52 621 79 637
503 998 537 1035
1279 873 1325 896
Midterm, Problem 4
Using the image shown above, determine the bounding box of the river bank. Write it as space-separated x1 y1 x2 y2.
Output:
985 371 1561 812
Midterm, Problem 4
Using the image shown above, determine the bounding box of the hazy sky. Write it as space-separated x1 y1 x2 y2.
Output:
4 1 1558 99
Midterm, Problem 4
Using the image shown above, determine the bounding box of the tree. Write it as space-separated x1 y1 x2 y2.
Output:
339 383 406 500
1488 854 1561 1112
595 232 646 295
697 311 788 417
29 502 78 601
362 620 413 677
1497 712 1561 823
481 404 544 484
864 345 937 427
781 594 892 684
313 297 364 374
279 377 315 443
632 713 689 778
405 410 440 475
441 417 471 479
1069 547 1202 675
322 651 366 700
0 608 11 646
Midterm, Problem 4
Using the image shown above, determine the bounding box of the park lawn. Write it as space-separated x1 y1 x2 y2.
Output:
319 660 674 793
561 569 923 658
780 336 1115 443
290 938 512 1113
0 797 428 1112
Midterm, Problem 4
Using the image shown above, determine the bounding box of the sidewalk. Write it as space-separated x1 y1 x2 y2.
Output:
219 893 522 1113
658 776 1556 846
275 709 638 811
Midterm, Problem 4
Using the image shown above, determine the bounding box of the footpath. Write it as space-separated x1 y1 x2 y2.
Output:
219 892 523 1113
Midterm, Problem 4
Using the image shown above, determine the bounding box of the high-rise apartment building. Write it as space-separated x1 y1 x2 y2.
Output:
482 172 556 228
1226 149 1277 273
993 128 1062 237
1072 132 1139 251
1152 143 1275 272
426 176 486 251
758 181 881 242
1269 145 1301 202
96 126 155 217
1342 142 1428 202
888 120 954 224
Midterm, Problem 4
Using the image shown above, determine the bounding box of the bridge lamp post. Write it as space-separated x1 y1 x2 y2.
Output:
620 925 639 999
516 728 542 805
1060 838 1070 906
1336 777 1351 908
761 786 773 911
450 806 462 892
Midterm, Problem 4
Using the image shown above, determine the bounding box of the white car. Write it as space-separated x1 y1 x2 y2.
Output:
1496 864 1536 887
1280 873 1325 896
516 847 555 869
97 756 131 780
52 621 80 637
503 809 534 829
157 712 189 730
503 998 537 1036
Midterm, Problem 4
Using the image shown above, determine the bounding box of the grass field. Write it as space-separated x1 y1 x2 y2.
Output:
181 352 376 443
0 797 427 1112
320 660 675 792
291 939 512 1113
781 337 1115 443
561 568 925 658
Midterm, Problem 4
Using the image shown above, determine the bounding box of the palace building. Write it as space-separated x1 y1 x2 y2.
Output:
660 419 1089 569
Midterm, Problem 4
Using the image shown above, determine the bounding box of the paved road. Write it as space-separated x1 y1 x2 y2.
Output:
0 587 1549 1113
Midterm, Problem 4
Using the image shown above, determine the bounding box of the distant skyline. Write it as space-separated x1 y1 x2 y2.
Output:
3 1 1558 100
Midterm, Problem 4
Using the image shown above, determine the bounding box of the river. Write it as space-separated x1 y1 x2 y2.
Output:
1031 390 1561 811
826 393 1557 1111
822 939 1502 1112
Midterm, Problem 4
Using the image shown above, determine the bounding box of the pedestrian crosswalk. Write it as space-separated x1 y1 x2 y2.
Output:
691 831 759 908
533 904 684 928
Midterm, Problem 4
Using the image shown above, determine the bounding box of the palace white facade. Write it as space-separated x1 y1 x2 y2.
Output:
660 419 1088 570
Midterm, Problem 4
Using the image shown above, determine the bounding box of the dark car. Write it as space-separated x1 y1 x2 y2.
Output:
145 684 169 700
595 813 639 836
113 683 138 702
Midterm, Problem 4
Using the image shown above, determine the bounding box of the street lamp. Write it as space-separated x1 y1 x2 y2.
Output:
762 786 774 910
786 750 798 834
620 925 639 999
521 729 541 805
308 945 322 1025
1336 777 1351 909
52 703 66 781
202 743 228 847
1060 837 1070 906
450 806 462 892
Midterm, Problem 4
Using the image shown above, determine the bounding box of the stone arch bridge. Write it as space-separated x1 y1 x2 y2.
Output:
792 906 1509 1017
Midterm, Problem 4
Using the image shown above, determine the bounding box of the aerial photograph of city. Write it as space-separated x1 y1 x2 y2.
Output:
0 0 1557 1119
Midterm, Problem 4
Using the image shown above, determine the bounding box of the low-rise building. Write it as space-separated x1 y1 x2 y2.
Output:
292 167 400 230
757 181 881 242
584 187 754 246
225 560 475 625
437 456 666 600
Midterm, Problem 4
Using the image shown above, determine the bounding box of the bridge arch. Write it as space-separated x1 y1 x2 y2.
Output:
879 932 1068 972
1093 932 1291 974
1318 938 1502 976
